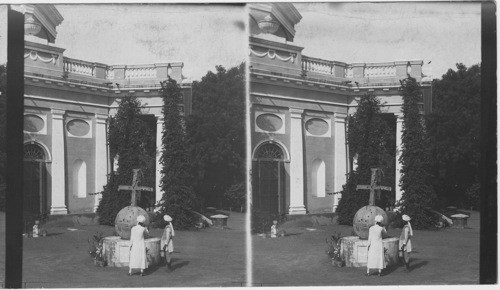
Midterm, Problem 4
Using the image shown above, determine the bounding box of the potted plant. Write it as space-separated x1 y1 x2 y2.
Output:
326 232 345 267
88 232 107 267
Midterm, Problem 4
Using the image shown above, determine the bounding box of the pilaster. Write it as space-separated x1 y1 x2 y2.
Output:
94 113 108 212
333 112 348 212
288 108 306 215
50 109 67 214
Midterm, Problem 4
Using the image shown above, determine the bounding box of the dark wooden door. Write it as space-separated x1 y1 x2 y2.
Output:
254 160 285 215
23 161 41 216
23 144 48 218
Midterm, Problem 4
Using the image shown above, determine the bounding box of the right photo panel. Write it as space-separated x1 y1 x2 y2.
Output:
248 2 481 286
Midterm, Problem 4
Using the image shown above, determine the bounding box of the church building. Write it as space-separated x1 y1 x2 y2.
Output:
19 5 192 217
249 3 432 215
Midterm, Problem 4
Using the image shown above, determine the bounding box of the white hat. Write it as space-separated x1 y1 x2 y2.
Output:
163 215 173 222
137 215 146 223
374 215 384 223
402 214 411 221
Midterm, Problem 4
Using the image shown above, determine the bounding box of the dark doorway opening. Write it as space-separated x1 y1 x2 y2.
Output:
253 143 286 215
23 143 48 224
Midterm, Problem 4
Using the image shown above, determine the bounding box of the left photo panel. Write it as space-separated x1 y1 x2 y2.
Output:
0 4 6 288
6 4 247 287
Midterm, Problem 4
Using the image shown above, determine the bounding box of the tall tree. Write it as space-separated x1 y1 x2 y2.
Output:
187 64 245 208
426 64 481 209
399 77 438 229
336 94 395 225
96 97 155 225
157 77 197 229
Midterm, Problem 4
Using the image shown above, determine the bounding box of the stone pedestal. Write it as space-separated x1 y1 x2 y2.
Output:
102 236 161 267
211 214 228 228
341 236 399 267
451 214 469 228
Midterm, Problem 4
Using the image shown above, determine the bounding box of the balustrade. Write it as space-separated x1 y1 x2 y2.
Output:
302 56 335 75
301 55 417 84
123 65 157 79
62 59 164 81
106 67 114 80
63 58 95 77
364 64 396 78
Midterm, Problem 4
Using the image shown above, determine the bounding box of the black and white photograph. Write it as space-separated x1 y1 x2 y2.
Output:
248 1 489 286
2 3 247 287
0 1 497 288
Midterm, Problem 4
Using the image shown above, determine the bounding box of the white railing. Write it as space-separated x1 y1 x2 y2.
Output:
106 67 114 80
302 56 336 75
124 65 157 79
364 64 396 78
345 67 353 78
63 58 94 77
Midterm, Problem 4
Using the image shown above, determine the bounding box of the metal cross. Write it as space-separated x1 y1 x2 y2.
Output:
356 168 392 206
118 169 153 207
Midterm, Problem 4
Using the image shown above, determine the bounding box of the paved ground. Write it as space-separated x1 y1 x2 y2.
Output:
252 210 479 286
21 210 246 288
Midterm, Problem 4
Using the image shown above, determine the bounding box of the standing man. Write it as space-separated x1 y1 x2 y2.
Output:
161 215 175 271
399 214 413 271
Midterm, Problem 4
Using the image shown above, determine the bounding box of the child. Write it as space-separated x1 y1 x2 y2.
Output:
161 215 175 270
33 220 40 238
270 220 278 238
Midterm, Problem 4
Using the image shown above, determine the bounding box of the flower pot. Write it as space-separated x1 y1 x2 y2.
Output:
94 259 106 267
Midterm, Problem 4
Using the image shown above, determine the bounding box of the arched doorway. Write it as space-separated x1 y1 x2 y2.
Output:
252 143 287 215
23 143 48 219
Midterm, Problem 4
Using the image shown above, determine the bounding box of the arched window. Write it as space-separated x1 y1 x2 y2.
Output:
24 143 45 161
255 143 284 160
73 159 87 198
312 159 325 197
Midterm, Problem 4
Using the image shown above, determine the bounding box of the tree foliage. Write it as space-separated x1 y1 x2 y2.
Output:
96 97 155 225
187 64 245 208
399 77 438 229
336 94 395 225
157 77 198 229
0 65 6 211
426 63 481 209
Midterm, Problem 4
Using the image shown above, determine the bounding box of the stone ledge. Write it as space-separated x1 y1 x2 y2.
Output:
103 236 161 267
341 236 399 268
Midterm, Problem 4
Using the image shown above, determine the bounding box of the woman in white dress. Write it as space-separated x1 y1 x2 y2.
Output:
399 214 413 271
366 215 387 276
161 215 175 270
128 215 149 276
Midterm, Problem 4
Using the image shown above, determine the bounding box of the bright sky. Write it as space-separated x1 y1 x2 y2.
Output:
54 4 246 81
263 2 481 79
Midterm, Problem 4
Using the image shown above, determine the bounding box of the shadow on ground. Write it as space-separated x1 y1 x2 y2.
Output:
252 210 479 286
21 210 246 287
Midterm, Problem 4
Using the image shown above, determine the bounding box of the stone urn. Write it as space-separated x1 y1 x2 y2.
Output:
352 205 388 240
114 206 150 240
